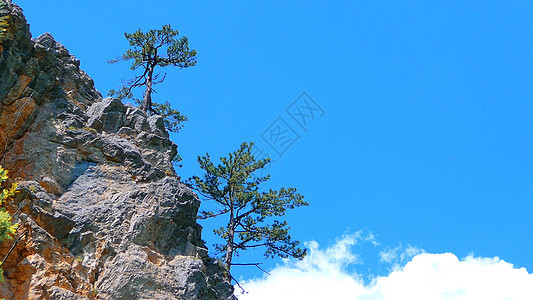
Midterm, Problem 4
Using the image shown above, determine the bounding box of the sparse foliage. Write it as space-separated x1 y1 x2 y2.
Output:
0 2 10 38
0 166 18 282
188 142 308 279
152 101 188 133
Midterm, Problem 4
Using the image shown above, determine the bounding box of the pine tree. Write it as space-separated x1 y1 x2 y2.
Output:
188 142 308 279
109 25 196 132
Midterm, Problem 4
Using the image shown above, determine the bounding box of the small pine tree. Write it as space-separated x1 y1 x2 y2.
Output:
109 24 196 133
0 166 18 282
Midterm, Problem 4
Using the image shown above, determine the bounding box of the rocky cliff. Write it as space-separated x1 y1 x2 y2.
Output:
0 2 234 299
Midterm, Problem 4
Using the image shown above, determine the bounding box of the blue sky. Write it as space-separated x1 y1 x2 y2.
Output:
15 0 533 296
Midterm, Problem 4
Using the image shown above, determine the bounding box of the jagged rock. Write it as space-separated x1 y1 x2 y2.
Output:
48 287 91 300
0 2 234 299
86 97 125 133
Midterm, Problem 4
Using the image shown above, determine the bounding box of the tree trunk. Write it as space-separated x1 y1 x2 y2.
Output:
224 215 235 272
142 65 154 114
224 187 235 279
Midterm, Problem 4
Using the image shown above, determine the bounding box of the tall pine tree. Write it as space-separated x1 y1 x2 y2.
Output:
188 142 308 279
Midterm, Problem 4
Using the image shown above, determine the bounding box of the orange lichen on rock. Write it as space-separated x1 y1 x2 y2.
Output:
143 246 166 267
0 97 38 139
0 126 6 156
38 177 63 196
2 139 28 180
5 74 32 102
0 221 95 299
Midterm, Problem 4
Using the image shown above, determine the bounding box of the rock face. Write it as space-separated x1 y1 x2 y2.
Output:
0 2 234 299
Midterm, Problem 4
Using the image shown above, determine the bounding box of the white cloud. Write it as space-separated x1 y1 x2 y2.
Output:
379 244 425 268
236 234 533 300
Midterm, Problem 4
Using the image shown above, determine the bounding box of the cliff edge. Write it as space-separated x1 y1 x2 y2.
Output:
0 2 234 299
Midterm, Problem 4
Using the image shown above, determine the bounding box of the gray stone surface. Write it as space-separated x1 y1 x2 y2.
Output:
0 2 234 299
48 287 91 300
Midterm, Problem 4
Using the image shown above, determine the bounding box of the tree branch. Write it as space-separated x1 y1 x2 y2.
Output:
239 243 269 249
231 263 271 276
229 272 247 295
120 69 149 98
0 219 27 269
198 208 229 220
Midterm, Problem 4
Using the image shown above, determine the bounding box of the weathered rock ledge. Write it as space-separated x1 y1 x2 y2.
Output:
0 2 234 299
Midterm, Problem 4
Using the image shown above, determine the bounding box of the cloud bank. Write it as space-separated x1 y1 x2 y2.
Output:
236 233 533 300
